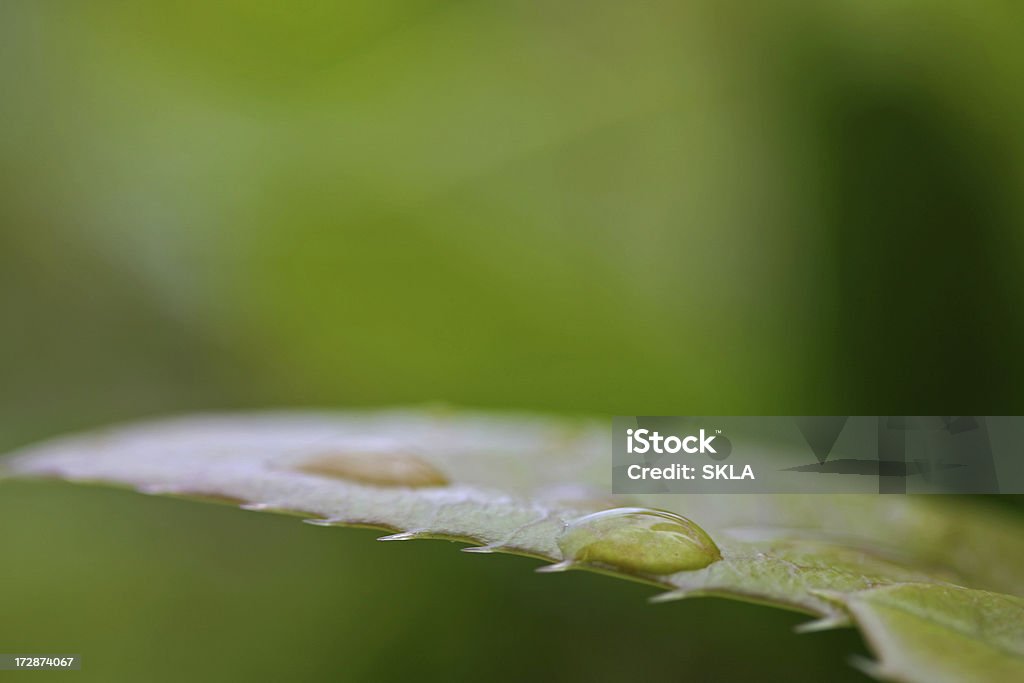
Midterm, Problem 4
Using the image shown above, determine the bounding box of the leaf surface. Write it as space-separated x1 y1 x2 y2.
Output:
4 410 1023 682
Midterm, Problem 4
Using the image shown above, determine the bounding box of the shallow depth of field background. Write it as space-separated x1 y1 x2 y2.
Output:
2 2 1024 681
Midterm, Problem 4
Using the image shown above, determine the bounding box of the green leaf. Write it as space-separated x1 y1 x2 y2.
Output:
840 585 1024 683
3 410 1023 682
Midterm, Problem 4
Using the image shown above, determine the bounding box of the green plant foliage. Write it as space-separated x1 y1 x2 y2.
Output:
4 410 1022 682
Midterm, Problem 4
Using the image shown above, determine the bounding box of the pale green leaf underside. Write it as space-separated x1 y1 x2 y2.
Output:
3 410 1023 682
840 585 1024 683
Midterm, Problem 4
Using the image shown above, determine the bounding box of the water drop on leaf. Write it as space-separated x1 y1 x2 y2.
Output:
293 452 448 488
551 507 721 575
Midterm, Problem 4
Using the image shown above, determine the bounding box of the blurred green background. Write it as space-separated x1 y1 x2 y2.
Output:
2 1 1024 681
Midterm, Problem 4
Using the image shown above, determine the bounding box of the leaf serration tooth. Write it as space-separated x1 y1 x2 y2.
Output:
303 518 340 527
536 560 574 573
794 615 851 633
461 545 498 554
377 529 430 541
648 589 689 604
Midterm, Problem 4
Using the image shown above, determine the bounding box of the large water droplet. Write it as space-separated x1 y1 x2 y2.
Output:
293 452 448 488
546 507 721 575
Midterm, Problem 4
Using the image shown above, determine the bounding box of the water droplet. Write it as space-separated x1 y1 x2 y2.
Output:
549 507 721 575
240 502 272 511
293 452 448 488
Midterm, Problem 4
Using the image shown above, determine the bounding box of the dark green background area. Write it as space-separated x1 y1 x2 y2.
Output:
2 1 1023 681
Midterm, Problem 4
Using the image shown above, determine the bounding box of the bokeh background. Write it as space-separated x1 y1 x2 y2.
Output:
3 1 1024 681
